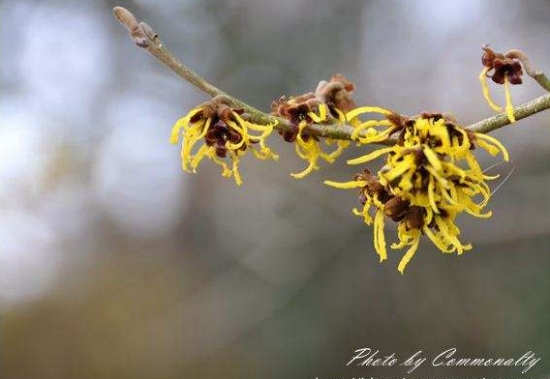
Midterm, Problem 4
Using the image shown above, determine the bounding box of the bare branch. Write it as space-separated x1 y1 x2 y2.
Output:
113 6 550 143
468 92 550 133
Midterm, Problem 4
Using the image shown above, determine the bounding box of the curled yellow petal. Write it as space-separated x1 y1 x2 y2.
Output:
291 121 320 178
333 108 346 123
347 146 394 165
308 103 328 123
189 144 210 172
423 225 452 253
423 146 442 172
380 155 415 182
170 118 186 144
226 120 247 150
351 120 393 141
479 67 503 113
211 152 232 178
346 106 393 121
504 77 516 123
290 160 317 179
475 132 510 162
230 152 243 186
397 232 421 274
324 180 367 189
170 107 203 144
427 175 439 214
373 209 387 262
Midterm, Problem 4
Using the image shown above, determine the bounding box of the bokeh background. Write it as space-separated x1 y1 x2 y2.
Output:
2 0 550 378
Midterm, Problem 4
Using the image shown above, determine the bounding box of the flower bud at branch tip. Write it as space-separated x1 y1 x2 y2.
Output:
113 6 150 48
113 7 139 33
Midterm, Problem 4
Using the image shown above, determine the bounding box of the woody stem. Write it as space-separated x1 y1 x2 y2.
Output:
468 92 550 133
114 6 550 144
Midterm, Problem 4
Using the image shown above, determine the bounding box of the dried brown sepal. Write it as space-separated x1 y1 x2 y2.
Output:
353 169 392 205
315 74 358 114
384 196 409 222
271 94 320 124
405 206 425 230
352 168 428 230
271 94 321 143
271 74 359 143
189 96 254 158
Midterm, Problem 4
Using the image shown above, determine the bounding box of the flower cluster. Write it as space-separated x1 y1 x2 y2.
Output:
480 45 524 123
271 74 359 178
326 113 509 273
170 96 278 185
167 59 520 274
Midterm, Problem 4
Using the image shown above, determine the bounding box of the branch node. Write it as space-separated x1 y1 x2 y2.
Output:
140 22 159 41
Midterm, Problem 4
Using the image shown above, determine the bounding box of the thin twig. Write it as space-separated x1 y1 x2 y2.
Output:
468 93 550 133
506 49 550 92
114 6 550 143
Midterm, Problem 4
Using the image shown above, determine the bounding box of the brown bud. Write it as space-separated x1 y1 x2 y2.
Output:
406 206 425 230
113 7 140 33
315 74 358 113
481 45 500 69
384 196 409 220
113 7 149 47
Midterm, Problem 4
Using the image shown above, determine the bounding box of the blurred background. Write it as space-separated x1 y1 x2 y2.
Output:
2 0 550 378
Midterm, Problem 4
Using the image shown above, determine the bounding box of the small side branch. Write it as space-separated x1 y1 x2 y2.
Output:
506 49 550 92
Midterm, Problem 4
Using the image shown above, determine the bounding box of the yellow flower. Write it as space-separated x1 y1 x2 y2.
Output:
349 115 508 216
325 169 390 262
170 97 278 185
291 103 349 178
326 113 510 273
326 174 475 273
479 46 524 123
345 106 399 143
480 68 516 122
389 204 472 274
272 74 363 178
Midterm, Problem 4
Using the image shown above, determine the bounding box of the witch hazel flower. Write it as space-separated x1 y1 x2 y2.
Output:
479 45 525 123
272 74 359 178
170 96 278 185
325 112 509 273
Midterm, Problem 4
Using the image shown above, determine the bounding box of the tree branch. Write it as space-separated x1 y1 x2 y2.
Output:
114 6 550 144
468 93 550 133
